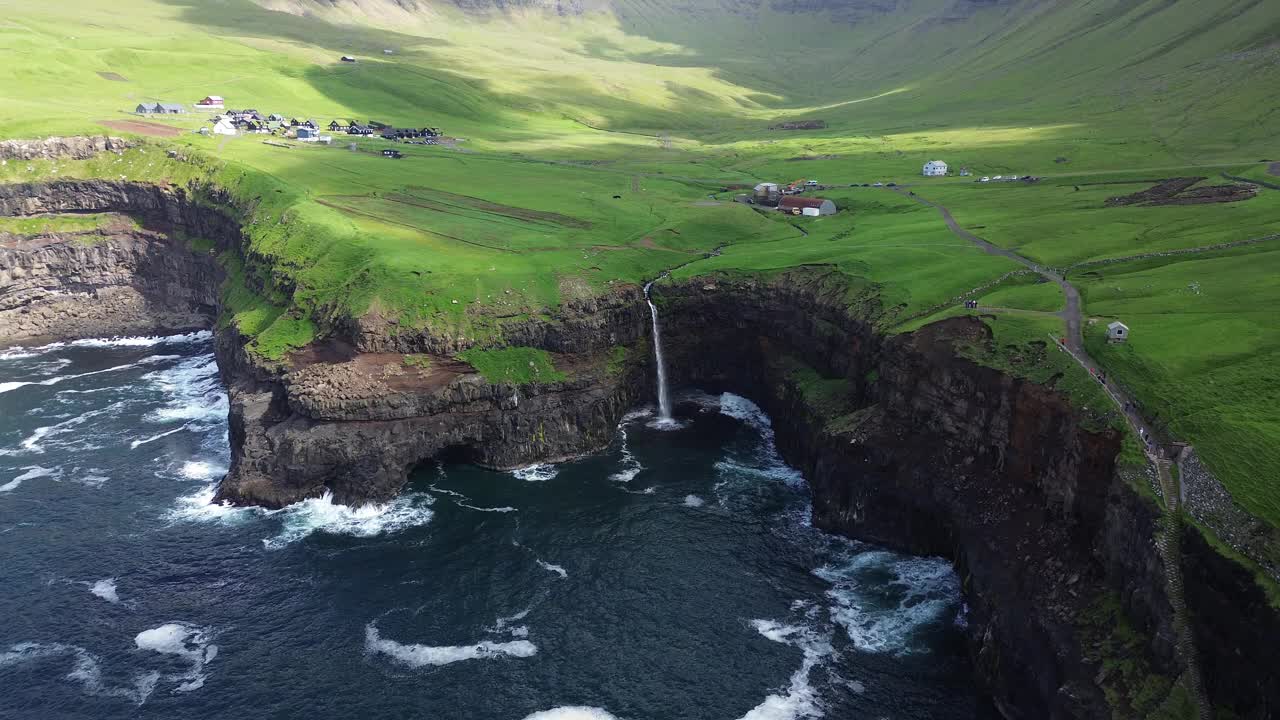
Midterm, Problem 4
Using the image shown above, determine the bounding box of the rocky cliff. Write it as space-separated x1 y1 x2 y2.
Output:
2 174 1277 719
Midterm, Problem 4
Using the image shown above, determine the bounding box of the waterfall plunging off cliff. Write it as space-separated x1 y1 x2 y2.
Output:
644 282 672 420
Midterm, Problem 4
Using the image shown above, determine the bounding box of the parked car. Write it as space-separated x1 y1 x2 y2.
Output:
980 177 991 182
873 182 884 187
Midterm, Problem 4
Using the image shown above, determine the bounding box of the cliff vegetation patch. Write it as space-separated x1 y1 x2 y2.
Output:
457 346 566 385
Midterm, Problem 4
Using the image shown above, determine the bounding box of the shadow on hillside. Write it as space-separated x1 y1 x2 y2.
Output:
153 0 818 136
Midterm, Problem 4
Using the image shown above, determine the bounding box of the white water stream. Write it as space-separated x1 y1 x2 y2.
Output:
643 282 672 420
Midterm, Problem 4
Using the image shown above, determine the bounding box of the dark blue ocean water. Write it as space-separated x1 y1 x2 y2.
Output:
0 334 993 720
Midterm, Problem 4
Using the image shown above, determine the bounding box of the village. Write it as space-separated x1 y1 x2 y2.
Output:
133 95 445 153
740 160 1040 217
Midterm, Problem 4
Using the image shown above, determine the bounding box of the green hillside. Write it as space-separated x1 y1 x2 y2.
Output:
2 0 1279 538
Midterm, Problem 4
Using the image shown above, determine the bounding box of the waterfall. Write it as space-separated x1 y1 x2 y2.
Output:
644 281 672 420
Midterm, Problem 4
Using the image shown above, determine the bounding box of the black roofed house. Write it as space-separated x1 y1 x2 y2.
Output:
341 55 357 63
303 119 318 129
135 103 153 114
328 120 348 132
267 113 284 122
289 118 302 126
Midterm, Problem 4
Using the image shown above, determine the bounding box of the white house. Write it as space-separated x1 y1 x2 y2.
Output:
923 160 948 177
212 117 237 135
1107 321 1130 343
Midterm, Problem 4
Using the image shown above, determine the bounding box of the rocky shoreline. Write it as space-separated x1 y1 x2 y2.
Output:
1 153 1277 718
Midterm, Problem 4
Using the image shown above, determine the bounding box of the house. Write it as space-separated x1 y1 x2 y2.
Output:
923 160 948 177
348 124 373 136
267 114 284 122
1107 321 1130 343
212 117 237 135
383 49 394 55
778 196 837 216
328 120 350 132
753 182 780 205
156 103 186 114
135 103 154 114
341 55 357 63
196 96 225 109
296 127 317 141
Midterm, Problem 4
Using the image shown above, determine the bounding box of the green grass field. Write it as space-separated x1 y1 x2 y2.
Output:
1 0 1278 533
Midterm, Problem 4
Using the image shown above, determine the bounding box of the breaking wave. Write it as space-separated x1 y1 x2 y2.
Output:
813 551 960 655
512 464 559 482
683 494 706 508
166 484 263 526
262 492 435 550
364 623 537 668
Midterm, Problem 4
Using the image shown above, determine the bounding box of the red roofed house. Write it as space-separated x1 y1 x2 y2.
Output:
195 95 225 109
778 196 837 216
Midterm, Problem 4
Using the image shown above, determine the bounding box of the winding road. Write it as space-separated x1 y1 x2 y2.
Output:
897 186 1212 717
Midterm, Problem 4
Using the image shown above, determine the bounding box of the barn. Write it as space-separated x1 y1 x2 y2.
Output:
923 160 948 176
778 196 837 216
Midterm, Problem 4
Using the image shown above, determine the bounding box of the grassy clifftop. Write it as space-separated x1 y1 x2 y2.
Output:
1 0 1278 538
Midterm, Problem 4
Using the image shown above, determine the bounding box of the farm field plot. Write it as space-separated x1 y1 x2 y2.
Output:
913 177 1280 267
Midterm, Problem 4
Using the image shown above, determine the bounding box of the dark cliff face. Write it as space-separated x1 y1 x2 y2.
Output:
655 273 1132 719
3 177 1277 719
0 182 229 345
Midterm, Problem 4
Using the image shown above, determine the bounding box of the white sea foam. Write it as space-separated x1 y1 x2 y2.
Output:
716 393 804 488
140 354 226 425
488 608 532 637
683 494 705 508
75 471 111 488
738 619 833 720
608 424 643 483
364 624 537 668
90 579 120 603
814 552 959 655
134 623 218 693
536 559 569 579
0 356 176 396
69 331 212 349
178 460 225 482
522 709 621 720
262 492 435 550
0 642 157 705
16 402 128 454
1 465 62 493
130 426 188 449
457 502 518 513
166 484 262 525
512 464 559 482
